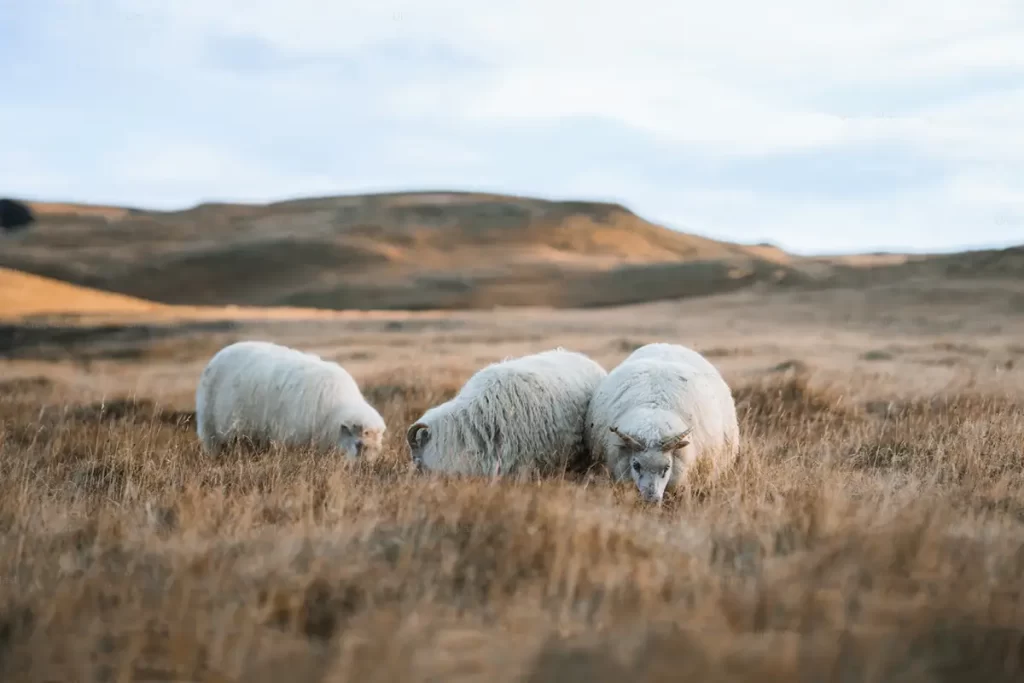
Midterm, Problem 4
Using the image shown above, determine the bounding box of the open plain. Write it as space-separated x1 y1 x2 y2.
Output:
1 195 1024 681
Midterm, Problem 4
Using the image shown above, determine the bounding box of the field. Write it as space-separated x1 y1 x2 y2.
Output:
2 278 1024 682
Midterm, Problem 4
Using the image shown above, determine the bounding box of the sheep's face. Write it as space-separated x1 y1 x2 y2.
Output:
628 450 673 503
339 423 383 460
610 424 693 504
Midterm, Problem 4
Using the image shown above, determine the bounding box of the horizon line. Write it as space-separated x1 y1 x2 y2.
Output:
8 188 1021 259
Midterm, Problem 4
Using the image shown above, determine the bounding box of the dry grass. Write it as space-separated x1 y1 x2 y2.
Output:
0 267 168 318
2 348 1024 682
2 281 1023 682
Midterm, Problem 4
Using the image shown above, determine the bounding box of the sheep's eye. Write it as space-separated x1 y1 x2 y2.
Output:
661 467 670 477
632 461 641 472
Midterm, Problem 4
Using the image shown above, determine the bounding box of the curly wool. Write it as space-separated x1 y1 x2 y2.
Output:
585 342 740 490
408 348 607 477
195 340 385 456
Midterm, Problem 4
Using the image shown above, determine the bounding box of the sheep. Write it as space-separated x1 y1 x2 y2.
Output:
195 340 385 458
406 348 608 478
585 342 739 503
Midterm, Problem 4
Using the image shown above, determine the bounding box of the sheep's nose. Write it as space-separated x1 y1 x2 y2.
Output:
354 439 364 456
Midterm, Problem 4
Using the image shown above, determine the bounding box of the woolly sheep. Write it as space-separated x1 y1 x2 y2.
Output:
585 342 739 503
195 340 385 458
406 348 608 478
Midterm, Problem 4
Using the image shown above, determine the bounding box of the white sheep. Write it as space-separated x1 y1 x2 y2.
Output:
406 348 608 478
195 340 386 458
585 342 739 503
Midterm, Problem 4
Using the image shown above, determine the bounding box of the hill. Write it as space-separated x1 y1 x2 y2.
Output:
0 192 826 311
0 266 168 318
0 191 1019 311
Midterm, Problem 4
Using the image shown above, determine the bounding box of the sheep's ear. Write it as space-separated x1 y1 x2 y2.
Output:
340 423 356 438
407 422 430 449
660 427 693 451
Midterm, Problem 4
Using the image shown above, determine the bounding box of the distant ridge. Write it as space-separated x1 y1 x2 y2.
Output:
1 191 1019 311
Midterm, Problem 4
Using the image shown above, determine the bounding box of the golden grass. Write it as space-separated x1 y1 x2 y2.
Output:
25 201 131 221
2 353 1024 682
0 267 471 324
0 267 168 318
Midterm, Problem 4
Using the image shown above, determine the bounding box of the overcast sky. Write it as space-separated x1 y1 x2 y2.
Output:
2 1 1023 254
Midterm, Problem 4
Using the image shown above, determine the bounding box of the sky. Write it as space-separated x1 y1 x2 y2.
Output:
2 1 1023 255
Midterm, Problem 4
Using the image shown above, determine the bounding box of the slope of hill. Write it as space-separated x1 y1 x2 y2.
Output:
0 192 829 311
0 267 168 317
0 191 1018 311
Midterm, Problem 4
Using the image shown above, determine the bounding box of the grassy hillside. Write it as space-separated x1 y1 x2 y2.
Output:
0 267 169 318
1 191 1020 313
0 192 825 311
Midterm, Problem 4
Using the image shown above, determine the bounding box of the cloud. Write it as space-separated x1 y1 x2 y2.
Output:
90 0 1024 158
1 0 1022 253
99 137 345 207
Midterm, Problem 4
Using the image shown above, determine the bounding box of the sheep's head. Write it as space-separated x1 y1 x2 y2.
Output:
406 421 431 471
339 422 384 460
610 425 693 503
406 400 461 472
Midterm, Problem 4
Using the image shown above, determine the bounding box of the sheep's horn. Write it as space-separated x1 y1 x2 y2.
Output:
609 426 643 451
406 422 429 449
660 427 693 451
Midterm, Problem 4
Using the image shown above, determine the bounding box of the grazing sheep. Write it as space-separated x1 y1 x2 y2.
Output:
585 343 739 503
406 348 607 478
195 340 385 458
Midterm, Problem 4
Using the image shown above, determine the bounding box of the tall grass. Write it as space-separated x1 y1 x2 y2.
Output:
1 368 1023 682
